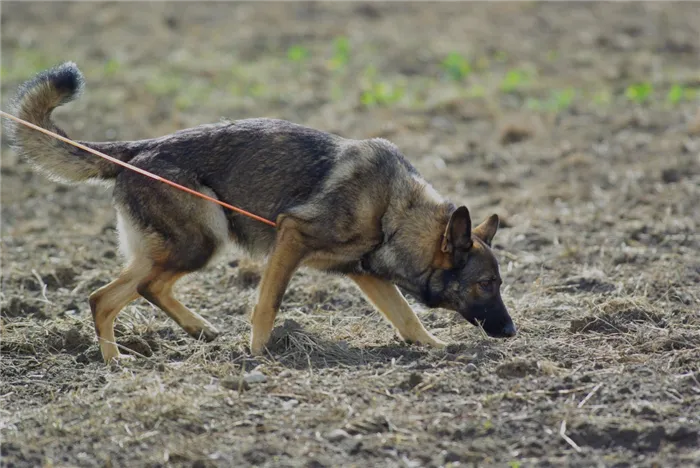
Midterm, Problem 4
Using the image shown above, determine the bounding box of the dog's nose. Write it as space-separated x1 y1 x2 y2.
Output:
501 322 517 337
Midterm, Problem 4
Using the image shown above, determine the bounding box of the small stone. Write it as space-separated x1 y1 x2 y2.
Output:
243 371 267 385
236 266 261 289
221 377 250 391
667 426 698 446
282 399 299 410
630 401 658 417
681 139 697 154
443 450 461 463
326 429 351 442
661 168 682 184
465 363 478 373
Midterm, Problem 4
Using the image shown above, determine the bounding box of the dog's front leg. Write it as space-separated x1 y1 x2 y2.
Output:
250 218 308 355
349 275 446 348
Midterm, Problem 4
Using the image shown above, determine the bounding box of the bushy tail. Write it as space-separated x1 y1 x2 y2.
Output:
5 62 138 183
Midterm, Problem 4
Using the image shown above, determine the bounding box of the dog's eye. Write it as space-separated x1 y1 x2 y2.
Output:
478 280 493 290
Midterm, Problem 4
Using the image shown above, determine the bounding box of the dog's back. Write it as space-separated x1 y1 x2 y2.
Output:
5 62 418 258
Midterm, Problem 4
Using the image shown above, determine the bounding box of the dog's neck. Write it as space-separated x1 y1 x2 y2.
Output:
366 178 454 297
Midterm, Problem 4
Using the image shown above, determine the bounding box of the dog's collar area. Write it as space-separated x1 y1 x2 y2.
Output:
357 229 388 275
421 268 439 308
359 254 372 273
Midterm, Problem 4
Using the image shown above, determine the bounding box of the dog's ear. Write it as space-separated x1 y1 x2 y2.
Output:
441 206 473 253
473 214 499 246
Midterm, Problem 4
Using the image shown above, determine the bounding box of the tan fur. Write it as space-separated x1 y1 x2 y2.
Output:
138 270 219 340
89 260 148 362
250 217 309 355
432 237 454 270
472 214 500 246
349 274 445 347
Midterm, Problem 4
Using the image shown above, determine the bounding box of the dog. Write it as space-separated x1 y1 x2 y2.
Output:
6 62 516 363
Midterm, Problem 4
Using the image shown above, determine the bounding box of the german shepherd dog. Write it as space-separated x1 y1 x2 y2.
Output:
6 62 516 363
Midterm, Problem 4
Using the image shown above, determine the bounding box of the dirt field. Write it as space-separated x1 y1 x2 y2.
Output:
1 2 699 467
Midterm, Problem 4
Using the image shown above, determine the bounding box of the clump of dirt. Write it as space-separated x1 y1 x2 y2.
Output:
76 345 103 363
498 113 543 145
499 122 535 145
42 266 79 289
557 275 616 294
344 415 390 435
570 298 665 334
46 323 93 354
399 372 424 390
495 358 559 378
234 264 262 289
0 338 37 355
661 167 683 184
572 421 698 452
642 331 700 352
1 296 50 318
119 335 155 357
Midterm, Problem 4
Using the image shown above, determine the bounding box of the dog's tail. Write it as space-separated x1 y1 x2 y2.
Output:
5 62 140 183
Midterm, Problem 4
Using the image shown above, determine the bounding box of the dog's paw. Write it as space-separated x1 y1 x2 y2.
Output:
99 341 136 365
423 336 447 348
104 352 136 366
403 334 446 348
186 323 220 342
249 332 271 356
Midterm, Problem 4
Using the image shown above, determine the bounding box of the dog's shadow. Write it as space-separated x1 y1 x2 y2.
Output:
258 319 503 370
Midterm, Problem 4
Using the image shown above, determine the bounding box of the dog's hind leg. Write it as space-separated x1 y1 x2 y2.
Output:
349 274 446 348
137 269 219 342
100 168 229 361
89 259 149 363
90 261 220 364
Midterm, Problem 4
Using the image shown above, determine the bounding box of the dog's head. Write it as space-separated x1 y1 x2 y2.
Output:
421 206 515 338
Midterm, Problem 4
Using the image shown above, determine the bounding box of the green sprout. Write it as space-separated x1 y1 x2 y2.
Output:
359 65 404 107
667 84 684 104
549 88 576 111
287 45 309 62
501 69 529 93
360 81 404 107
494 50 509 63
525 88 577 113
103 58 121 77
328 36 351 71
442 52 471 81
667 84 698 105
625 82 653 104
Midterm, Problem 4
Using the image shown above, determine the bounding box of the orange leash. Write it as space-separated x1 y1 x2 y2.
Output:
0 111 277 227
